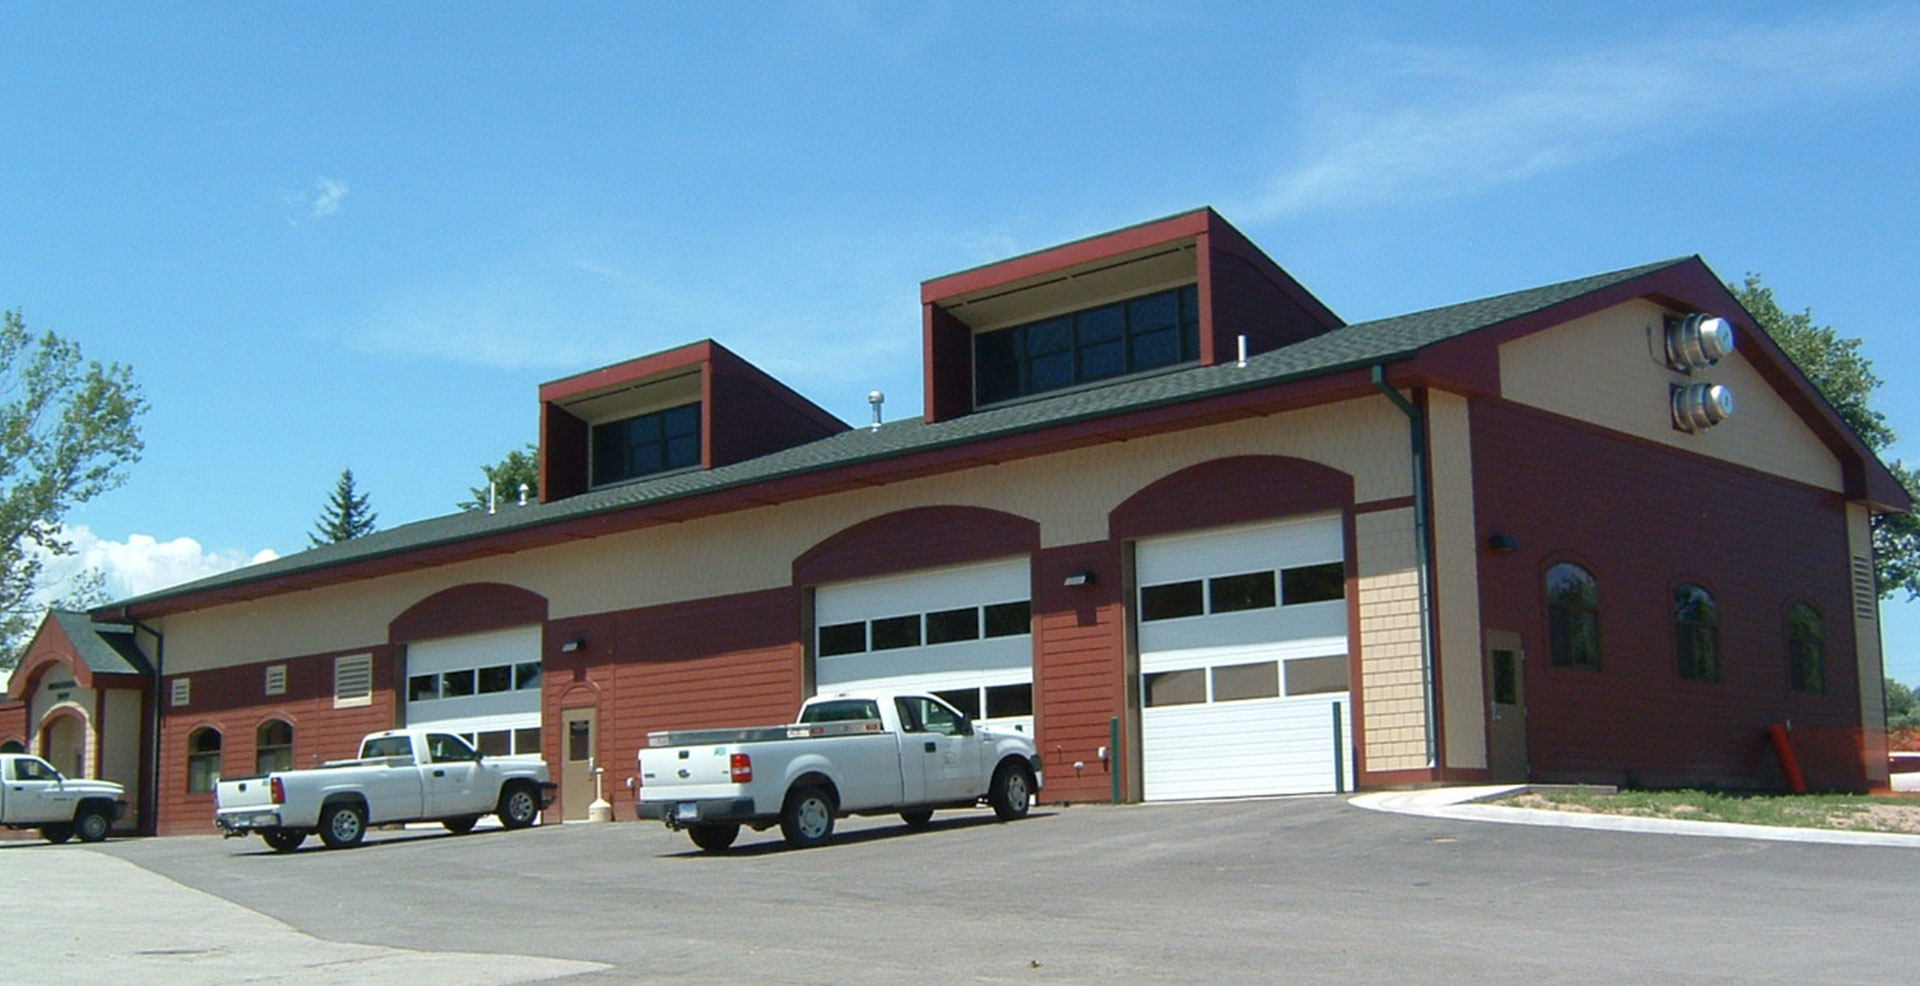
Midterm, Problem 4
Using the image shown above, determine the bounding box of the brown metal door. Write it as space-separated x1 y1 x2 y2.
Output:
560 707 597 821
1485 631 1528 783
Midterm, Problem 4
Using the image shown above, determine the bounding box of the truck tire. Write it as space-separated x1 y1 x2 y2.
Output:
319 802 367 849
443 815 480 835
899 808 934 828
74 805 112 843
780 786 836 849
497 783 540 829
989 762 1033 821
687 823 740 851
40 824 73 844
262 829 307 852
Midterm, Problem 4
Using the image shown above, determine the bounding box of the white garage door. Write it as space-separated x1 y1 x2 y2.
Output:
405 626 544 757
1137 515 1353 801
814 558 1034 735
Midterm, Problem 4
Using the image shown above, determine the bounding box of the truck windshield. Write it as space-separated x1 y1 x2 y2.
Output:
798 699 881 724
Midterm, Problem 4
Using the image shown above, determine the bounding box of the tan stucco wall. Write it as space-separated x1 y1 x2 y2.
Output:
160 397 1416 674
1499 299 1843 492
103 688 143 822
1355 507 1429 772
1850 504 1890 782
1428 391 1486 771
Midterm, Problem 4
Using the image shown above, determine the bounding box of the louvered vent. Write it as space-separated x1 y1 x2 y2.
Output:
1852 554 1878 621
333 653 373 709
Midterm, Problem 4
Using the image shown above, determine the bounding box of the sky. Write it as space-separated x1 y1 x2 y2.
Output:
4 3 1920 680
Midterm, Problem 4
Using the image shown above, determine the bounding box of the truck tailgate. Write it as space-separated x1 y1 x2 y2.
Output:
215 776 276 812
639 746 740 795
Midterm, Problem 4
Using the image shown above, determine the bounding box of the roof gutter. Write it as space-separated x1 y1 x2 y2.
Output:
1371 364 1440 772
120 608 163 837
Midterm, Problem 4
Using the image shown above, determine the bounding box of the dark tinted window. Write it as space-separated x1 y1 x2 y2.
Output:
478 665 513 694
408 674 440 702
1787 603 1825 692
870 615 921 651
934 688 981 719
1674 584 1719 683
441 669 476 697
514 662 542 690
983 601 1031 637
925 607 980 644
986 683 1034 718
1210 571 1277 613
1141 580 1204 621
591 402 702 486
1282 562 1346 604
818 622 866 657
974 285 1202 404
1547 563 1600 670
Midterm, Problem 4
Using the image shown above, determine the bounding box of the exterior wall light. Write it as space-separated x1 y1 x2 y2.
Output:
1487 533 1519 553
1063 570 1095 587
560 637 586 653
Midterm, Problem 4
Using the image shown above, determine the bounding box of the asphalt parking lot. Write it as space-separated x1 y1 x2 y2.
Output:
32 797 1920 984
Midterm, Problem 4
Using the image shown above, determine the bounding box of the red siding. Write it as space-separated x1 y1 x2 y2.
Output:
540 404 589 503
707 345 850 468
156 648 398 835
922 304 974 424
1471 398 1868 790
793 506 1040 586
1199 219 1343 364
546 589 803 796
1033 541 1127 803
1111 455 1354 540
389 583 548 643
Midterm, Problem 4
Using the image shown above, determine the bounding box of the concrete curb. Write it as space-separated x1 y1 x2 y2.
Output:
1350 785 1920 848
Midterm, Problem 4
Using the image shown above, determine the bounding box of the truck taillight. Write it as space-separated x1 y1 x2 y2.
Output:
269 776 286 805
729 753 753 783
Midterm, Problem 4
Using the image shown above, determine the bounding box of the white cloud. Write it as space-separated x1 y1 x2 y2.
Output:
32 525 280 606
311 177 349 218
1249 6 1920 219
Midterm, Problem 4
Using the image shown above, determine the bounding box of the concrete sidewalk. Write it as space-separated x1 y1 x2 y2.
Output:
1352 784 1920 848
0 843 606 986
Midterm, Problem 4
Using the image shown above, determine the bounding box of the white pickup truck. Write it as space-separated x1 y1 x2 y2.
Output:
0 753 127 843
214 728 557 851
636 691 1043 851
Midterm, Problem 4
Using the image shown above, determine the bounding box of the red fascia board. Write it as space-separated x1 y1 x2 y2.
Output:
538 340 715 404
107 366 1387 621
920 208 1214 303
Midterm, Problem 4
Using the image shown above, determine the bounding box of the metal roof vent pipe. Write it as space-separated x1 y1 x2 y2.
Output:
1665 313 1736 371
868 390 885 431
1672 382 1735 432
1237 334 1248 368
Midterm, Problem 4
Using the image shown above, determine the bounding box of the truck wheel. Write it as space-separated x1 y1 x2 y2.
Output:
40 824 73 844
780 786 836 849
74 806 111 843
262 829 306 852
989 762 1033 821
443 815 480 835
319 802 367 849
687 823 740 851
497 783 540 830
899 808 934 828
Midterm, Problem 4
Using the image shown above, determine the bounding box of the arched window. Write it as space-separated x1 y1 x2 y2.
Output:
256 720 294 775
186 727 222 795
1674 584 1719 682
1546 563 1600 670
1787 603 1825 693
0 739 23 754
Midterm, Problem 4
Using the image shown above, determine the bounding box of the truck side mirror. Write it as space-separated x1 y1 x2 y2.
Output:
957 717 975 737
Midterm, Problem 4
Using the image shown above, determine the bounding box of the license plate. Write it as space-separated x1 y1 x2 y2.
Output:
251 813 279 827
675 802 698 822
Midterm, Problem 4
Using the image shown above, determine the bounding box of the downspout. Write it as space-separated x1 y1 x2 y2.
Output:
1371 365 1439 770
121 608 163 836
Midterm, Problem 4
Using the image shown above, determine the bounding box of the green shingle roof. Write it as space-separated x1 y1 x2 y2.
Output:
106 256 1690 613
49 609 152 675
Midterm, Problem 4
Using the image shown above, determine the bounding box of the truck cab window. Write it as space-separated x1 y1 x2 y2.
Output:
799 700 881 724
427 734 480 763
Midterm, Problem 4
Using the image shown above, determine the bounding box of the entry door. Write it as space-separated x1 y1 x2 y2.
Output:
560 707 597 821
42 715 83 778
1485 631 1528 783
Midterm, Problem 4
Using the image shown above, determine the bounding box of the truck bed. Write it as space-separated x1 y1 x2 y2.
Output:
644 718 885 748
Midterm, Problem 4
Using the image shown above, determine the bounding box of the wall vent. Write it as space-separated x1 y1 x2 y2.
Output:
1664 313 1736 371
1671 382 1735 432
1853 554 1878 621
169 677 190 707
333 653 373 709
265 664 287 696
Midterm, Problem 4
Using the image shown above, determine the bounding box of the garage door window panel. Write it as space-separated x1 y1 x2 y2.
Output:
986 683 1033 718
441 669 477 697
408 674 440 702
478 665 514 694
818 621 867 656
1145 669 1207 707
1141 580 1205 622
935 688 983 720
925 607 981 644
1210 572 1277 614
1283 655 1350 696
514 662 541 690
1211 661 1281 702
1281 562 1346 605
870 615 921 651
983 601 1031 638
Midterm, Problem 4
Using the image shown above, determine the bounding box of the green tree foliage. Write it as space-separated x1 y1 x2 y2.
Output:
1731 275 1920 599
1888 677 1920 730
0 310 146 664
459 443 540 511
310 468 378 546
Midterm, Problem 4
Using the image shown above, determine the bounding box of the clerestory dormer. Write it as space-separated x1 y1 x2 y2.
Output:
918 208 1344 424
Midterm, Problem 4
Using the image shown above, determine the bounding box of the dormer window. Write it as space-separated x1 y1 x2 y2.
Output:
591 402 702 487
974 285 1200 406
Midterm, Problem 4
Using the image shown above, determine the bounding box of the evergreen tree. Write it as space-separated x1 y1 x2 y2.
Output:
310 468 378 546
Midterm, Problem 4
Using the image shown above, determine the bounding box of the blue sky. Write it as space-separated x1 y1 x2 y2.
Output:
5 3 1920 681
